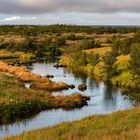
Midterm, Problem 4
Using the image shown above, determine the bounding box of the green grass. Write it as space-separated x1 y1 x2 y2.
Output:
0 50 35 60
5 106 140 140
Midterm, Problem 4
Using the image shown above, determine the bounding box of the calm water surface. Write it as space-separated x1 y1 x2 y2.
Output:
0 62 134 139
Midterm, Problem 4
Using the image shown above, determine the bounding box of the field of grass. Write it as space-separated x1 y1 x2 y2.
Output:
0 50 35 60
115 55 131 71
85 47 112 55
5 106 140 140
0 32 134 44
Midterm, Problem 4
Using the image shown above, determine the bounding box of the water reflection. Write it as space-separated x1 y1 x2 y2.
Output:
103 84 117 109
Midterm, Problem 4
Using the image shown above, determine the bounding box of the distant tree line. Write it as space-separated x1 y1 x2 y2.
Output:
0 37 66 57
0 25 139 36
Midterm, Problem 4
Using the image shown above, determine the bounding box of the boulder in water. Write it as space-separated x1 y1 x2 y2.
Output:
68 84 75 89
53 64 67 68
46 75 54 78
78 84 87 91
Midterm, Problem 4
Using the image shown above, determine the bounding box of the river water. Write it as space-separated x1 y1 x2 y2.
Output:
0 61 134 139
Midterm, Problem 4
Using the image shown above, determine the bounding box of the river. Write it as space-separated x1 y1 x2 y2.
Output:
0 61 134 139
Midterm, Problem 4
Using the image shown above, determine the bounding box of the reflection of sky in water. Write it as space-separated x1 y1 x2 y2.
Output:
0 62 134 139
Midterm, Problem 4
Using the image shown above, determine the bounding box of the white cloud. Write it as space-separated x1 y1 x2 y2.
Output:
0 16 37 22
4 16 21 21
1 12 140 25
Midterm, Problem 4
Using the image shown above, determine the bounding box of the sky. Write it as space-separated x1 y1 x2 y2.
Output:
0 0 140 25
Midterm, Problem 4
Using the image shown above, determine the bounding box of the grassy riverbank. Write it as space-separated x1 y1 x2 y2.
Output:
0 63 90 125
0 61 69 91
60 36 140 103
5 106 140 140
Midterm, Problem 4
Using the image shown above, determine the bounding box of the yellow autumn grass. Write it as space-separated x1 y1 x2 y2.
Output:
116 55 131 71
101 43 112 47
0 61 68 91
0 50 35 60
0 51 23 59
85 47 112 55
6 106 140 140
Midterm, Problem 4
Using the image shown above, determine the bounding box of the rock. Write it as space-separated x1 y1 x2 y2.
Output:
68 84 75 89
59 64 67 68
53 64 58 68
53 64 67 68
46 75 54 78
78 84 87 91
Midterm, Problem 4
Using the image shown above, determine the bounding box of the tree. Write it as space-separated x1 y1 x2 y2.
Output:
112 40 121 56
67 33 76 40
87 53 100 67
80 40 101 50
56 37 66 46
102 52 117 81
120 39 132 55
112 39 132 56
129 44 140 88
20 38 36 52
